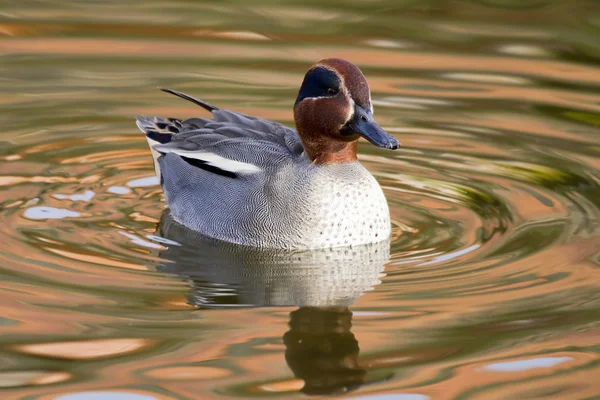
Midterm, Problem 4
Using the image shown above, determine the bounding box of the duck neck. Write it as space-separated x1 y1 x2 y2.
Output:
300 136 358 165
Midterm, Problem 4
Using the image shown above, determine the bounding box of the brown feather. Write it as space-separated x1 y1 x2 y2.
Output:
316 59 371 109
294 95 358 164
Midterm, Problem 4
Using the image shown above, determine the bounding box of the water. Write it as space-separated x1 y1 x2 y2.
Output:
1 1 600 398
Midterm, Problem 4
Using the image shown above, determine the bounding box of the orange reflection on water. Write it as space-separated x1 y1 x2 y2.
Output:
60 149 150 165
143 365 233 381
255 379 305 393
0 176 85 187
0 370 72 388
44 247 148 271
2 38 600 86
12 338 159 360
1 3 599 399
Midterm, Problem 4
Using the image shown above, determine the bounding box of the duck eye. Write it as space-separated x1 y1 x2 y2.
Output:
327 87 338 96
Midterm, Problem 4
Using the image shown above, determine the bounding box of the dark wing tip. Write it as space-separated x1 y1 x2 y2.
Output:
146 130 173 144
159 88 219 113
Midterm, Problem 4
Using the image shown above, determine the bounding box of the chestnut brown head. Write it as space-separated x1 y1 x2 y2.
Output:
293 58 399 163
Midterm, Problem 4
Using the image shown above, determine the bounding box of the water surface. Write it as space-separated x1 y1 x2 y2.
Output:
1 1 600 399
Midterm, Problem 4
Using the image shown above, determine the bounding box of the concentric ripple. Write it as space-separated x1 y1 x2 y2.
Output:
1 0 600 398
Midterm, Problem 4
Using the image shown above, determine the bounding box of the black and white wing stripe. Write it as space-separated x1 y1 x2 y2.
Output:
136 89 303 180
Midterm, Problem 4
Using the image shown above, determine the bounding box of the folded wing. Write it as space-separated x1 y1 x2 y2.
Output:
135 89 303 180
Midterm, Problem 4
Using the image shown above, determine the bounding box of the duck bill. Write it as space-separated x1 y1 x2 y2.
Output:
342 105 400 149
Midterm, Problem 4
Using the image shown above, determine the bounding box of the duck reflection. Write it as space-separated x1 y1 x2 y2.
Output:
285 307 365 395
152 213 391 394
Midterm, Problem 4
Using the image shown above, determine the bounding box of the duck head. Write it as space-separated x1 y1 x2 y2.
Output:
294 58 399 164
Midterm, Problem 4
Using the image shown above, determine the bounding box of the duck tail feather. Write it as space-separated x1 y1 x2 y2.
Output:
159 88 219 113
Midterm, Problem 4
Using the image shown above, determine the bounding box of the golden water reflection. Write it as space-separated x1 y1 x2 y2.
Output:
12 338 158 361
1 0 600 398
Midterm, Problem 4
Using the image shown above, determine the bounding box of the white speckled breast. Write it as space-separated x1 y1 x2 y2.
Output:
300 162 391 249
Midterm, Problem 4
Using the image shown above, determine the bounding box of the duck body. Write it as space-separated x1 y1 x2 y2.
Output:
136 58 399 249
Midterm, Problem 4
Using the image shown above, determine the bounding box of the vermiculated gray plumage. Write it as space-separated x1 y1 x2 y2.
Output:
136 93 391 249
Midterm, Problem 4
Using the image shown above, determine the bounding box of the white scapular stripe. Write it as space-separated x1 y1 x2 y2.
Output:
166 149 261 174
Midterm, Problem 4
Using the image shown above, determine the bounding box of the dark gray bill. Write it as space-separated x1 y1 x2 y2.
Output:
340 104 400 149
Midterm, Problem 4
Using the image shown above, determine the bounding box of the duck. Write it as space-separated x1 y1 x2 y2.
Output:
136 58 400 249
